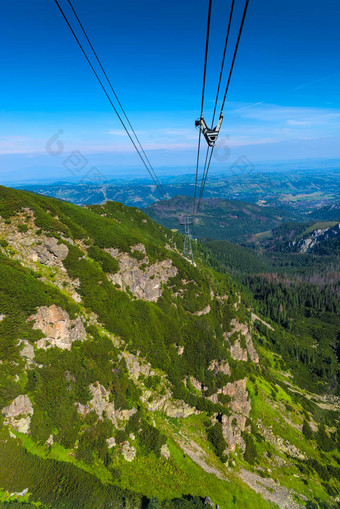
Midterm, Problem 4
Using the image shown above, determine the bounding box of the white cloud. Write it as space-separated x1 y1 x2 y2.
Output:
286 120 312 126
2 103 339 160
106 129 127 136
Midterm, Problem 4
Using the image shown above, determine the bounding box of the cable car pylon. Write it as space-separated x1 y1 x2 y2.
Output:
179 216 195 266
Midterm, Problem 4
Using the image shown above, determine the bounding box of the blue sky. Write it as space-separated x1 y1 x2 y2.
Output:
1 0 340 182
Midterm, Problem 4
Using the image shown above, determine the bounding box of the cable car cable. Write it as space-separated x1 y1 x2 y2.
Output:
54 0 165 198
211 0 235 128
220 0 250 113
195 0 250 214
193 0 212 216
194 0 234 216
65 0 165 197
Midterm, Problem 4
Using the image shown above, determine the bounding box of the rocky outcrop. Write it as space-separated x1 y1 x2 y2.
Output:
209 378 251 453
88 382 117 424
46 434 54 447
193 305 211 316
123 352 197 418
142 388 197 418
76 382 136 428
184 376 204 392
34 236 69 265
107 246 178 301
176 436 226 480
175 344 184 356
239 469 303 509
18 340 35 363
106 437 116 449
121 442 136 462
0 210 68 267
0 210 81 303
2 395 34 434
208 359 231 376
251 313 274 331
229 339 248 362
123 351 154 379
204 497 215 508
225 319 259 364
257 420 306 460
161 443 170 459
28 305 86 350
293 222 340 254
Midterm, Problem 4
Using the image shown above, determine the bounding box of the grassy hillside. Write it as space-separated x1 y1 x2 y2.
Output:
0 186 339 509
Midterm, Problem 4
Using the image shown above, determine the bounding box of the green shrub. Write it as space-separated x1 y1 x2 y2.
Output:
17 224 28 233
139 420 166 456
243 433 257 465
302 419 314 440
206 422 227 458
316 423 336 452
87 245 119 273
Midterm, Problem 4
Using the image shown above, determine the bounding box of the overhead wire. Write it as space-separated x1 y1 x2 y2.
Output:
192 0 212 216
54 0 165 197
195 0 235 214
195 0 250 214
211 0 235 128
220 0 250 113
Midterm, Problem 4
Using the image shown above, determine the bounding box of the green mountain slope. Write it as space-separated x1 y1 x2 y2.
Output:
309 203 340 221
144 196 296 243
0 186 339 509
250 220 340 253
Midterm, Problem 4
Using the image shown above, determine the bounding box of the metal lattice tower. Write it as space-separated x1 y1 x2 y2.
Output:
179 216 195 265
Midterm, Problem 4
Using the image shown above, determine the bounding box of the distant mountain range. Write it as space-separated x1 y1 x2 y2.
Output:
14 167 340 213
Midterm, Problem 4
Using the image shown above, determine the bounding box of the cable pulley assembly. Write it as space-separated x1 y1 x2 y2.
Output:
195 113 223 147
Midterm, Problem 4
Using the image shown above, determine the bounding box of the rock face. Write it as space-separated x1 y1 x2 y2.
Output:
225 319 259 364
35 236 69 265
251 312 274 331
0 210 82 303
123 352 197 418
293 222 340 254
18 340 35 362
161 443 170 459
107 246 178 301
193 305 211 316
239 469 302 509
183 376 204 393
121 442 136 462
257 420 306 460
106 437 116 449
76 382 136 428
87 382 117 424
210 379 251 453
208 359 231 376
2 395 34 434
229 339 248 362
0 210 68 267
28 305 86 350
145 394 196 418
123 351 154 379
